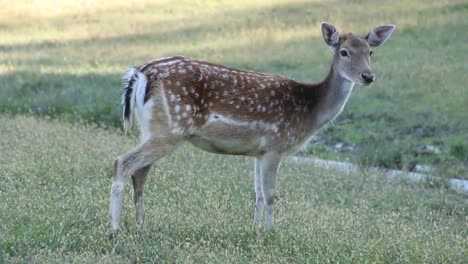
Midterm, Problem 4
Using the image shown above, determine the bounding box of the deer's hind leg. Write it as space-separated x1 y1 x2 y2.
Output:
131 165 151 230
109 137 180 235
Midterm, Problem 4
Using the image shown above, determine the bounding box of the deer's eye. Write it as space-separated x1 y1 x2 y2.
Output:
340 50 349 57
370 51 374 57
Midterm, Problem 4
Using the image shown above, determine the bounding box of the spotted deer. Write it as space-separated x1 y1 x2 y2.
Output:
109 22 395 234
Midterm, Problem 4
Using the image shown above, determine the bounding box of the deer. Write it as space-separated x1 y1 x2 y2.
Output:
109 22 395 235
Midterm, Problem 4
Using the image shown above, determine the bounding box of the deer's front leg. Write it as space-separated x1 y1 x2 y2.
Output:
253 158 264 230
258 152 282 231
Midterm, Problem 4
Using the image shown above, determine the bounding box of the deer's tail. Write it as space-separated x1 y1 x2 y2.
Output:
122 68 148 133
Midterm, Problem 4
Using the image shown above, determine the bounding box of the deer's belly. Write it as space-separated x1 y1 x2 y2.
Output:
186 112 287 155
188 134 269 156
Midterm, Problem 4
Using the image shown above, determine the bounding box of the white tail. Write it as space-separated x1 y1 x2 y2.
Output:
122 68 148 133
109 23 396 234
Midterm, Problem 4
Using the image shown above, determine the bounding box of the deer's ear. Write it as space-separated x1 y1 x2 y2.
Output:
365 25 396 48
321 22 339 47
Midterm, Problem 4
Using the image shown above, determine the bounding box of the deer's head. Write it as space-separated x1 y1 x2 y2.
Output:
321 22 395 85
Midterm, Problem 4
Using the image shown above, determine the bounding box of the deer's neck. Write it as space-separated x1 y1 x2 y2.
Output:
298 66 355 129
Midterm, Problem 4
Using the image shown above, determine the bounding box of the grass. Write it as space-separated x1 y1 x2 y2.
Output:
0 0 467 177
0 2 467 263
1 115 467 263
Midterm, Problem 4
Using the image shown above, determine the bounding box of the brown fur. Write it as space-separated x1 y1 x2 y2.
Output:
137 56 343 155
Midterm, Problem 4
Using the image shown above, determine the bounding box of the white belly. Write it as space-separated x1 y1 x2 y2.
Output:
186 113 278 156
188 134 268 156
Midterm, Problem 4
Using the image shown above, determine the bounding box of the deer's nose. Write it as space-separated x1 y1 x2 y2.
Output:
361 72 375 83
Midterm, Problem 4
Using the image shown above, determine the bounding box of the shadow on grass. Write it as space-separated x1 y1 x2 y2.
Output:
0 71 122 126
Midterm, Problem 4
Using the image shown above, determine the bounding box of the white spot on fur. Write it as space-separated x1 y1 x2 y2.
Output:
171 127 183 134
160 85 173 130
258 136 268 148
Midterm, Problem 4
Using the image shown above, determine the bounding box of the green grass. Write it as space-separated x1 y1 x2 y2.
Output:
1 2 467 262
1 115 467 263
0 0 467 176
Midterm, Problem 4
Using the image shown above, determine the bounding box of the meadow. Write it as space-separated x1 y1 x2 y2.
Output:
0 116 466 263
0 0 467 262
